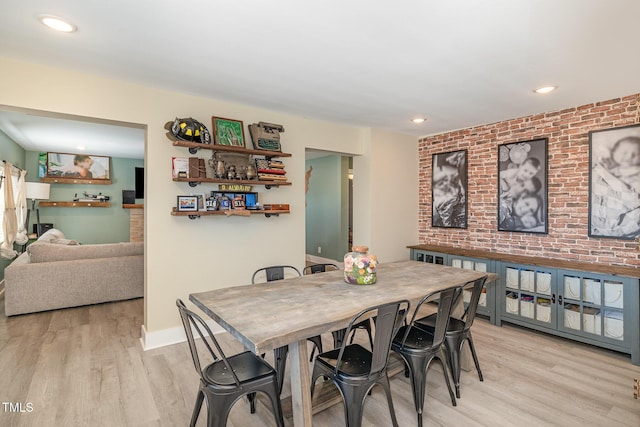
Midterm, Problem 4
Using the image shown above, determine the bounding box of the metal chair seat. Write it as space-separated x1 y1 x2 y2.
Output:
202 351 277 386
315 343 373 377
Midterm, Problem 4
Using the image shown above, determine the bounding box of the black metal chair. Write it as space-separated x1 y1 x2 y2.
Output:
302 262 339 275
251 265 323 393
311 300 410 427
303 262 374 357
416 276 488 398
391 287 458 427
176 299 284 427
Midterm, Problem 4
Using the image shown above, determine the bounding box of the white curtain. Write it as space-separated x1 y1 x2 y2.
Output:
15 170 28 245
1 162 18 259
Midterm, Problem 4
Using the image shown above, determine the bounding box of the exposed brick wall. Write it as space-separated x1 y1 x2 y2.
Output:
129 209 144 243
418 93 640 267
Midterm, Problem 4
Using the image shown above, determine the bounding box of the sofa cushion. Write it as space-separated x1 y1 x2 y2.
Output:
28 242 143 263
37 228 66 242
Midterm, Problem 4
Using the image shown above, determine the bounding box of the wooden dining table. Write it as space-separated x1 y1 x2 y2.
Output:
190 260 497 427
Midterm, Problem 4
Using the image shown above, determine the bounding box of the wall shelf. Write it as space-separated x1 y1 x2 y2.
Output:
171 208 289 219
172 140 292 157
123 204 144 209
40 177 111 185
40 201 111 208
173 176 290 189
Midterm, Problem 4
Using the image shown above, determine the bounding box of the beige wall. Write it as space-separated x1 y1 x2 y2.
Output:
0 57 418 344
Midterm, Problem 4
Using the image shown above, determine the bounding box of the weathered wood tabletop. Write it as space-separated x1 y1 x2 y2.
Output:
190 260 496 427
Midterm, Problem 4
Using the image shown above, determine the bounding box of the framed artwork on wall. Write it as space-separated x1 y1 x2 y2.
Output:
211 116 246 148
44 152 111 184
498 138 548 234
432 149 467 228
589 123 640 239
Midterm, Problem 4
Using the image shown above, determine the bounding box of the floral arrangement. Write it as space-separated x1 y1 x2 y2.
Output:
344 247 377 285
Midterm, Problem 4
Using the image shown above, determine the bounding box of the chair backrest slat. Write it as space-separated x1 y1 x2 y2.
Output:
401 286 457 349
252 265 301 284
304 263 339 275
461 276 488 329
176 299 241 386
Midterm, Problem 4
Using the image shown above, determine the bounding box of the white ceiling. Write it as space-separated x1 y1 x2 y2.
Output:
0 0 639 156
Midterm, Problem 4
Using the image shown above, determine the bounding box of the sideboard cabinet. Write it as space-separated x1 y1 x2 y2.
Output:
408 244 640 365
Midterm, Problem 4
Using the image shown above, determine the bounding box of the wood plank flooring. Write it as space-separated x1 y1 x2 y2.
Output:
0 297 638 426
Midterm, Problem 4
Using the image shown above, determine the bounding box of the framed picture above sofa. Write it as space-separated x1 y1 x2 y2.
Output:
43 152 111 184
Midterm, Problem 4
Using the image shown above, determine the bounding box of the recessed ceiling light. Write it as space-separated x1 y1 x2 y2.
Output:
534 86 557 94
38 15 77 33
76 145 86 151
412 118 427 124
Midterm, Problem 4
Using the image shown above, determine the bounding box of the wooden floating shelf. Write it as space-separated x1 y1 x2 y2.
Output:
173 177 291 187
40 177 112 185
172 140 291 157
171 208 289 218
40 201 111 208
123 204 144 209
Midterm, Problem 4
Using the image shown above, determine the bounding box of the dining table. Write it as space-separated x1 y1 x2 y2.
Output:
190 259 497 427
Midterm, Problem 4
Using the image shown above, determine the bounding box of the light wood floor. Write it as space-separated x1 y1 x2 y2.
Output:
1 297 638 426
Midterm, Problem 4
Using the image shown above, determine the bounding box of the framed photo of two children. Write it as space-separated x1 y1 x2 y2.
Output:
589 124 640 239
498 138 548 234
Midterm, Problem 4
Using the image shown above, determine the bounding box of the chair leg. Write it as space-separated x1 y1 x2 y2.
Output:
364 320 374 350
335 380 370 427
437 351 457 407
466 334 484 382
190 389 204 427
273 345 289 395
260 381 286 427
205 391 235 427
378 375 400 427
247 392 256 414
445 337 463 399
398 353 428 427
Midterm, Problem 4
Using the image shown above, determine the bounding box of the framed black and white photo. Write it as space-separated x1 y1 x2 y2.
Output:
589 124 640 239
432 150 467 228
498 138 548 233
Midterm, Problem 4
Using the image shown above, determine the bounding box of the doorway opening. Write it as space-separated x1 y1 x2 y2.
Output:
305 149 353 265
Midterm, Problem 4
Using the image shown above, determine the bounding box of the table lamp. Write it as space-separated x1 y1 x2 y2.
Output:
25 182 50 236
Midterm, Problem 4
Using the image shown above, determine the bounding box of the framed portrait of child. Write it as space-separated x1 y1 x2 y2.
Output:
432 149 468 229
589 123 640 239
497 138 548 234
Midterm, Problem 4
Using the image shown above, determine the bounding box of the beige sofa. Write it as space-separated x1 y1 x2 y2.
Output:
4 229 143 316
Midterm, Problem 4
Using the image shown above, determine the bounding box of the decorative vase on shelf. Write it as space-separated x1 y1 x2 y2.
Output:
344 246 377 285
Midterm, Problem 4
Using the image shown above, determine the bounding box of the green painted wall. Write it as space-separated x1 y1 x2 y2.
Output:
24 151 143 244
0 130 26 280
305 154 350 262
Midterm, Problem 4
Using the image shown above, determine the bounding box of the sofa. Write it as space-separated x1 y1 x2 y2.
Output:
4 229 143 316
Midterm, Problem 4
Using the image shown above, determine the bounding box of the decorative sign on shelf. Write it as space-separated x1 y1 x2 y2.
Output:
219 184 253 192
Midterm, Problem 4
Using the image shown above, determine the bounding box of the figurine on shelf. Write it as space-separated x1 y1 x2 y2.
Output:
215 160 226 179
246 163 257 180
227 165 236 180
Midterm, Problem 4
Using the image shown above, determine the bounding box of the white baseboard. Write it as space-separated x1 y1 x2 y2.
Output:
140 319 226 351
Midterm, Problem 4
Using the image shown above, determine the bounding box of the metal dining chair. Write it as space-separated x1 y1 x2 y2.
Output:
302 262 339 275
391 287 458 427
416 276 488 398
176 299 284 427
251 265 323 394
311 299 410 427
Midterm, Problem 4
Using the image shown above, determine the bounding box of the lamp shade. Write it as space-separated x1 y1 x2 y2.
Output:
25 182 50 200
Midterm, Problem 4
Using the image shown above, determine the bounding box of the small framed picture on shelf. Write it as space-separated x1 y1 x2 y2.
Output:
177 195 198 212
211 116 246 148
190 193 207 211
